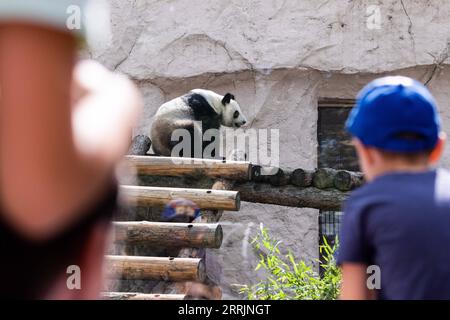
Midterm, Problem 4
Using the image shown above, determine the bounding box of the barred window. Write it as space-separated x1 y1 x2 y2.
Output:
317 99 357 274
319 211 343 237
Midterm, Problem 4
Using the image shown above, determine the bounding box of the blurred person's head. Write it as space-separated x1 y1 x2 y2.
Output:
346 76 446 181
162 198 200 223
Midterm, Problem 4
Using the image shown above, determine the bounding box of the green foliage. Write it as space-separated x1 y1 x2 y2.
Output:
239 224 341 300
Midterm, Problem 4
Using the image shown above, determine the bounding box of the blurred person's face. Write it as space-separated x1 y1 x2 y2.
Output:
186 207 195 217
175 206 185 215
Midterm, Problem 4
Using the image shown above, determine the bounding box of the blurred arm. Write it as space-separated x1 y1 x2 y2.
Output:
340 263 376 300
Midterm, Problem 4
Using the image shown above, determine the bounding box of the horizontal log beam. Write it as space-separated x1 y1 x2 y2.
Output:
333 170 364 191
235 182 350 211
313 168 338 189
125 155 251 180
102 292 186 300
121 176 350 210
113 221 223 248
105 255 205 282
290 168 314 187
252 166 364 191
251 166 290 186
120 185 240 211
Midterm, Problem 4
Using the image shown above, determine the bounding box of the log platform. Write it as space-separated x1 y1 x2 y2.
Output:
120 185 240 211
125 155 252 180
105 255 205 282
102 292 186 300
113 221 223 249
104 146 365 300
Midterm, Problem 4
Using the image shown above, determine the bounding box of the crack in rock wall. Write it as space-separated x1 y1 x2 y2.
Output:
95 0 450 78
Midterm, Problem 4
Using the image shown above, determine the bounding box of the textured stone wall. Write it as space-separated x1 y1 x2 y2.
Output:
93 0 450 299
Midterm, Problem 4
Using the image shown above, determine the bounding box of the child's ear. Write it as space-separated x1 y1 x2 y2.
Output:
429 132 446 164
353 138 376 180
353 138 372 162
221 93 235 106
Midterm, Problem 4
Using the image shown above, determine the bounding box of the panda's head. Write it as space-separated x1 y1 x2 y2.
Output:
220 93 247 128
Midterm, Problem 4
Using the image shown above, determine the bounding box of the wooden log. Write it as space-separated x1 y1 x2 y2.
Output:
121 175 353 210
125 155 251 180
201 179 236 222
105 255 205 282
159 179 235 299
268 168 290 186
102 292 186 300
235 182 349 211
128 135 151 155
312 168 339 189
250 165 268 183
113 221 223 249
250 165 262 181
120 185 240 211
290 168 314 187
250 166 289 186
334 170 364 191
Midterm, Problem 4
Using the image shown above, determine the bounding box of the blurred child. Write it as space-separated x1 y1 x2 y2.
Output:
162 199 201 223
0 1 142 299
338 76 450 300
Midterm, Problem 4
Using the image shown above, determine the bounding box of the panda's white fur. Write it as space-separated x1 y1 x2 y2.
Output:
150 89 247 157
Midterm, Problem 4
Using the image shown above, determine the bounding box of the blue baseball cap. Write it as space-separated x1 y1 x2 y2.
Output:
346 76 441 152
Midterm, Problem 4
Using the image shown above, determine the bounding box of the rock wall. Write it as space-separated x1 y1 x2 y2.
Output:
92 0 450 299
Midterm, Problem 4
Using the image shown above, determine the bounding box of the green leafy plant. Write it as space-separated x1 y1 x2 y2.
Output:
238 224 341 300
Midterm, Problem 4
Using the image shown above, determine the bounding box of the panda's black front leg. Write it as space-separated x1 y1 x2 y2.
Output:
169 122 199 158
201 119 221 159
202 130 223 159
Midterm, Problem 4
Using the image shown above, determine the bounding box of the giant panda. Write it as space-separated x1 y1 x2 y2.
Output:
150 89 247 158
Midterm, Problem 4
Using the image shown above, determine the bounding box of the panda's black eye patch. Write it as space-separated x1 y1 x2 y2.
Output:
233 110 239 118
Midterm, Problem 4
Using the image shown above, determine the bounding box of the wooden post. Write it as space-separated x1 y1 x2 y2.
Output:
333 170 364 191
126 175 352 210
250 166 289 186
250 165 262 181
120 185 240 211
113 221 223 248
124 155 251 180
105 255 206 282
290 168 314 187
102 292 186 300
312 168 339 189
268 168 290 186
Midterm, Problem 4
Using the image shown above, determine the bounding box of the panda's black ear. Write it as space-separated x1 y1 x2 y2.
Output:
221 93 235 106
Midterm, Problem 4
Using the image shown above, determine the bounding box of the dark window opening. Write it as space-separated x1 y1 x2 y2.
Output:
317 99 358 275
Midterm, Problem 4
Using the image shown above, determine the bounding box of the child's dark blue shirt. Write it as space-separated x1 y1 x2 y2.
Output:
337 169 450 299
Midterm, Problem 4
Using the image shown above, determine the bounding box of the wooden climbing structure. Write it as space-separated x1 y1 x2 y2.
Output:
103 155 249 300
103 154 364 300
